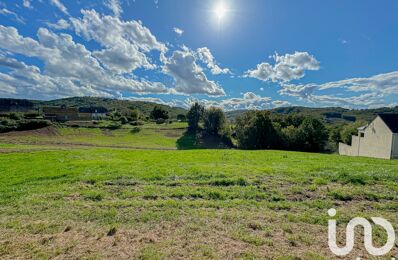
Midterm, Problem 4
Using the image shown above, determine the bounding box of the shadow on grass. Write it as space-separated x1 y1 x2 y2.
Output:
177 130 234 150
176 131 203 150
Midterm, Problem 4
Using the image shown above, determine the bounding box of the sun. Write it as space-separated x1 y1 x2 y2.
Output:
214 2 228 21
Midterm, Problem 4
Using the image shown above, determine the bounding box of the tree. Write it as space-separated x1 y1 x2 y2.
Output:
235 110 279 150
340 121 367 145
150 106 169 120
129 109 140 121
281 125 304 150
187 102 204 132
298 117 329 152
203 107 227 135
177 114 187 122
329 126 343 145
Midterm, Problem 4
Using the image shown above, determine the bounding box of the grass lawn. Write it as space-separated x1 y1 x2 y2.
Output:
1 140 398 258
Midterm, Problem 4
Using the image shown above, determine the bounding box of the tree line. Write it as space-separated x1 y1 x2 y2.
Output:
183 102 362 152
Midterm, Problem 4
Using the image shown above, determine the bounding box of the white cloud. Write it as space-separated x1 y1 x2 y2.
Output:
0 8 25 24
71 10 166 52
46 19 70 30
163 47 225 96
245 51 320 82
187 92 288 111
196 47 231 75
22 0 32 9
105 0 122 18
0 25 171 99
49 0 69 15
173 27 183 36
279 71 398 108
70 9 166 74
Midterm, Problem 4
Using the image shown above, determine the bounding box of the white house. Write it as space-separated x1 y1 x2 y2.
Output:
339 114 398 159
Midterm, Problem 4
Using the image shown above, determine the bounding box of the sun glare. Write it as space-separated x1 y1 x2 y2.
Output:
214 2 228 21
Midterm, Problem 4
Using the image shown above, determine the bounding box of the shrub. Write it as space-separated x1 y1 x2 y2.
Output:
17 120 51 131
120 116 129 124
150 106 169 120
130 120 145 126
177 114 187 122
156 118 166 124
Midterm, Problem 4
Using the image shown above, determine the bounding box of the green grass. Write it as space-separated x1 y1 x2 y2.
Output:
0 124 189 149
1 143 398 258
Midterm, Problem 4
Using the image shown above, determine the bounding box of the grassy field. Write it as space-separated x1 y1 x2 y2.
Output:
1 126 398 259
0 123 191 150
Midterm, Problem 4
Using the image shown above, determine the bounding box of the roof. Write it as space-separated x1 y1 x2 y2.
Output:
357 125 368 131
78 107 108 114
378 114 398 133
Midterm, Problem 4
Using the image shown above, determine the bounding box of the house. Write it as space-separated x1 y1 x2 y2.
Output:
42 106 79 122
339 114 398 159
78 107 108 120
0 98 34 113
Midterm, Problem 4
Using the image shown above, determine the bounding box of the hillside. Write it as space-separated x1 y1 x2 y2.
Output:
36 97 187 119
227 106 398 124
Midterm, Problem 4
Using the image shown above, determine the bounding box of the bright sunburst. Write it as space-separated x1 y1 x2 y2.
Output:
214 2 229 22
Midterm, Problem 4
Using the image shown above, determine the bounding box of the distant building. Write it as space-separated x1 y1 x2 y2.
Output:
78 107 108 120
339 114 398 159
0 98 34 113
42 106 79 122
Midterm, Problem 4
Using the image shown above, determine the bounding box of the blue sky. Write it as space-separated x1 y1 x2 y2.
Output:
0 0 398 110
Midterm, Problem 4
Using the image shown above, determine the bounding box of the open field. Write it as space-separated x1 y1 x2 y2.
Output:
1 127 398 259
0 123 190 151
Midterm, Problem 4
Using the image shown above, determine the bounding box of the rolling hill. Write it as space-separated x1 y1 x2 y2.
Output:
35 97 187 119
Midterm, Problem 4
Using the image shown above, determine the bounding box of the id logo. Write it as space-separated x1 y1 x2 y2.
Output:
328 208 396 259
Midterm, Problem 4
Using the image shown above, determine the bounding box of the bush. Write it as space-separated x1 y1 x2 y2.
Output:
235 111 280 150
130 120 145 126
156 118 166 124
203 107 226 135
17 120 51 131
150 106 169 120
120 116 129 124
0 119 51 133
177 114 187 122
100 121 122 129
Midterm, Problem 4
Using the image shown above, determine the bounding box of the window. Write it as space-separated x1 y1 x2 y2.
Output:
360 133 365 138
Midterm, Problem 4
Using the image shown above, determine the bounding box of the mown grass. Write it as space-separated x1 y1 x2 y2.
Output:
1 146 398 258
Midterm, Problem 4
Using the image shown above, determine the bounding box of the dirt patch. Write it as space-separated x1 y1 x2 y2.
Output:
0 126 59 137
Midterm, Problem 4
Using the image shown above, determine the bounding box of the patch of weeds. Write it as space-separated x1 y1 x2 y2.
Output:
281 223 293 234
234 231 266 246
328 190 353 201
130 127 141 134
336 172 367 185
303 251 325 259
304 199 333 209
363 192 380 201
314 177 328 185
138 245 164 260
82 191 104 201
247 221 263 231
207 191 224 200
270 194 285 202
209 177 247 187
